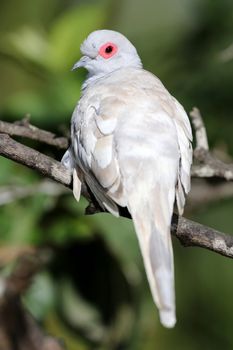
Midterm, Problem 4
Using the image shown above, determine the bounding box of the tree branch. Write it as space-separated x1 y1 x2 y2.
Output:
172 216 233 259
190 107 233 180
0 133 71 187
0 119 68 149
0 125 232 259
190 107 209 151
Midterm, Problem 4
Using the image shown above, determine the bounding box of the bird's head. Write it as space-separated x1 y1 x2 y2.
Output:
72 30 142 77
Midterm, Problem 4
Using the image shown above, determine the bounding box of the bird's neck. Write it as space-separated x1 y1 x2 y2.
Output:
82 62 143 91
81 72 106 90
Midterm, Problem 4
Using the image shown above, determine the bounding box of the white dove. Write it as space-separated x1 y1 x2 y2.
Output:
62 29 192 328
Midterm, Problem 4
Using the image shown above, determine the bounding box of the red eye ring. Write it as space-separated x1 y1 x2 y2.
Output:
99 42 118 59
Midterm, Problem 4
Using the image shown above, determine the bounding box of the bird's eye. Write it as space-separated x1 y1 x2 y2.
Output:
99 42 118 59
105 45 113 53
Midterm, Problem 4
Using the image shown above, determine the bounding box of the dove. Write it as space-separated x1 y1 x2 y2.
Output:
62 30 192 328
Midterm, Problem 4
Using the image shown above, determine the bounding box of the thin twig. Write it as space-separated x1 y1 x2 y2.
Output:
191 160 233 180
190 108 233 181
190 107 209 151
0 120 68 149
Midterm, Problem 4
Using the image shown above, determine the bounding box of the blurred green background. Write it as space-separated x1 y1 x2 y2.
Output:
0 0 233 349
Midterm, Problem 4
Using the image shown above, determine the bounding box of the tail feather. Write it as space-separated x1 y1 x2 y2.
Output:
128 186 176 328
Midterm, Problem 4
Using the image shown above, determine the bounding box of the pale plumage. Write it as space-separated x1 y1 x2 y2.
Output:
62 30 192 328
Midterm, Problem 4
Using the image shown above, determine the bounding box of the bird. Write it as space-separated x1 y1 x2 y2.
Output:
62 29 192 328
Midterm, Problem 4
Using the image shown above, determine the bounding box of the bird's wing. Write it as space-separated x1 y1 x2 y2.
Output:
70 94 127 216
172 98 193 214
149 75 192 215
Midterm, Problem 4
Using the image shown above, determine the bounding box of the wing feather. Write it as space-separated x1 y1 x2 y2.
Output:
172 100 193 214
70 95 126 213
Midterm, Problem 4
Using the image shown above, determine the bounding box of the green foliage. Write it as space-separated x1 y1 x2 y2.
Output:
47 4 106 72
0 2 107 123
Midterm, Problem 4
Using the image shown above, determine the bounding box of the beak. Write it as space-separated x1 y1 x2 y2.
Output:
72 56 90 71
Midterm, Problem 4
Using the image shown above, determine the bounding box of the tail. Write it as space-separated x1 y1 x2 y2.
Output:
128 185 176 328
